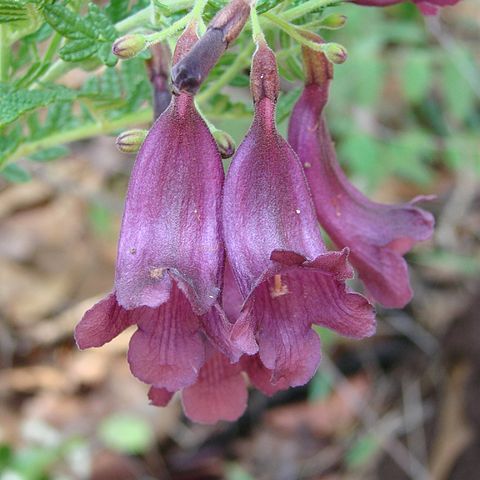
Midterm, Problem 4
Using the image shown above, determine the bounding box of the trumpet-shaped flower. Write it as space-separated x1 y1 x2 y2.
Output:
75 25 238 395
223 41 376 389
288 37 434 308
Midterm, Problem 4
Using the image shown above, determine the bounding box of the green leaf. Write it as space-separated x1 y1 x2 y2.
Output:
1 163 31 182
30 145 70 162
60 38 99 62
0 84 77 127
98 42 118 67
105 0 131 22
442 58 475 121
400 52 431 103
99 414 153 454
339 134 384 190
0 0 27 23
43 3 97 40
87 2 117 41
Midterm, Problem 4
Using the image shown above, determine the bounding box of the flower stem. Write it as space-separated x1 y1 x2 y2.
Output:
263 12 325 52
4 109 153 167
250 6 264 42
144 14 191 46
280 0 338 21
190 0 209 21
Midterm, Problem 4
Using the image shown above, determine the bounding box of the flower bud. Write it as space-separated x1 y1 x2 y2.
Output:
171 0 251 94
323 43 348 64
112 34 147 59
319 14 347 30
116 129 148 153
212 129 236 158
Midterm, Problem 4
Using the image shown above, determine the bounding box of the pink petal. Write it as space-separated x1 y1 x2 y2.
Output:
148 387 174 407
242 355 289 396
74 293 137 349
182 350 248 424
128 282 205 391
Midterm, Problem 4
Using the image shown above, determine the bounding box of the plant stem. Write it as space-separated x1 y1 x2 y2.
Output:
5 109 153 166
115 5 153 31
250 6 264 42
197 44 254 103
190 0 209 20
263 12 325 52
280 0 338 21
0 26 10 82
145 14 191 46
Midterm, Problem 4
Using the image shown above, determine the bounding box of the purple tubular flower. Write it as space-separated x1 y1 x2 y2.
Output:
288 36 434 308
115 27 224 314
75 25 240 395
223 41 375 389
350 0 461 15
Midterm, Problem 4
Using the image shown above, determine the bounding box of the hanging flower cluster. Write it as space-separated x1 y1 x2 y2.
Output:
75 0 439 423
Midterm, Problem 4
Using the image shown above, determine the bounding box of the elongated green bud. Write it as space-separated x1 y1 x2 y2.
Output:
112 34 147 59
116 129 148 153
319 14 347 30
323 43 348 64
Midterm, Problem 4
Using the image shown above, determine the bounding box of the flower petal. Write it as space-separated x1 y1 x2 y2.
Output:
181 350 248 424
74 293 137 349
242 354 289 396
128 281 205 391
148 387 174 407
288 44 434 308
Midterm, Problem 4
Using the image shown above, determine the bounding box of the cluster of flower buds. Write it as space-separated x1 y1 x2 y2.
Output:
77 0 437 423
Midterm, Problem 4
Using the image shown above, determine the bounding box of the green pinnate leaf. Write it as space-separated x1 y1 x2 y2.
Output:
87 3 117 41
30 145 71 162
43 3 97 39
0 84 77 127
0 0 27 22
105 0 131 22
59 38 99 62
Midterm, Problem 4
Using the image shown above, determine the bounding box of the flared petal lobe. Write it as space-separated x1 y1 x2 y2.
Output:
74 293 137 349
148 349 248 424
224 42 375 390
127 281 206 391
182 349 248 423
115 84 224 314
288 41 434 308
